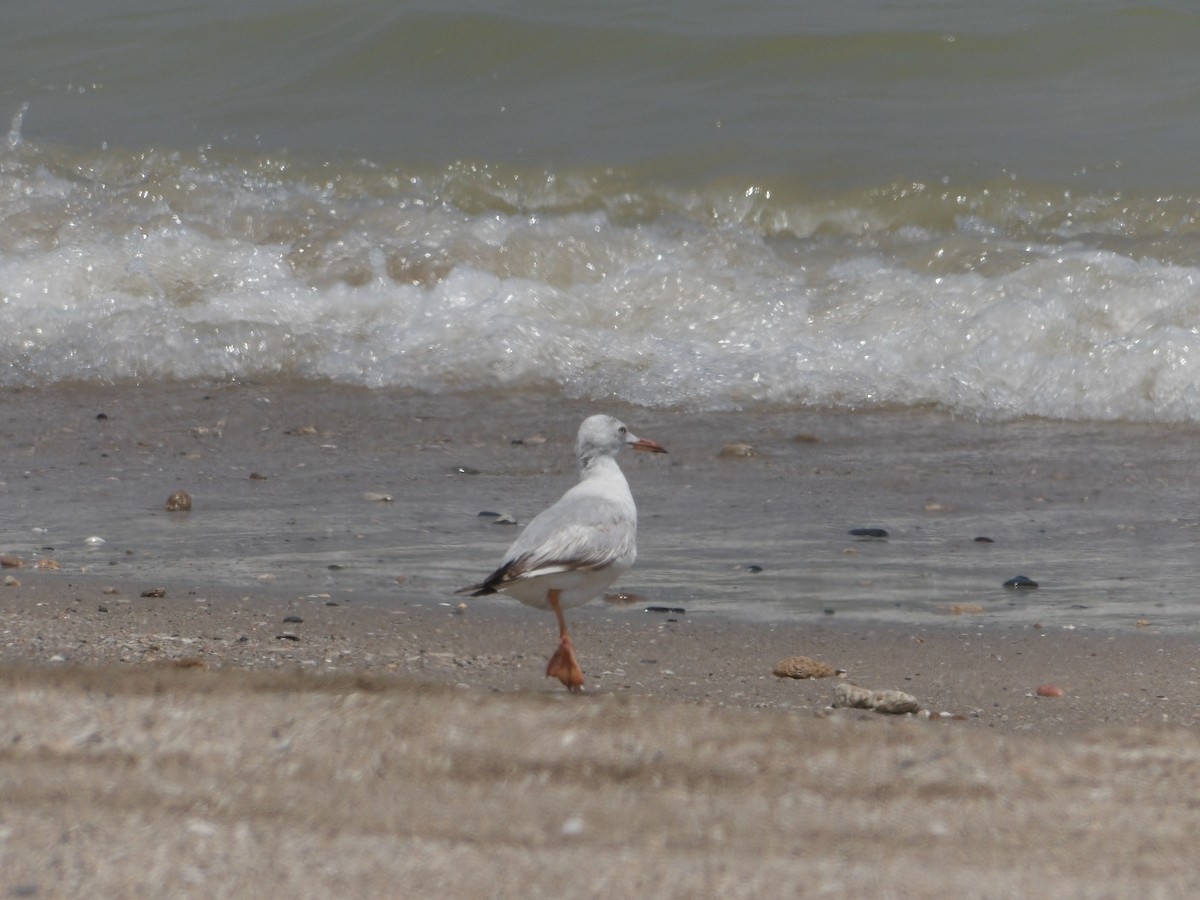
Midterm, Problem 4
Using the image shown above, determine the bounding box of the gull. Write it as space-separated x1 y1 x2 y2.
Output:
458 414 667 692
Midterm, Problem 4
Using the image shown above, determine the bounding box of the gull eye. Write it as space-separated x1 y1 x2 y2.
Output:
618 426 626 434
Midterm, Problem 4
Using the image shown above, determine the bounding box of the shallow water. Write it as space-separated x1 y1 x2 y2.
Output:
3 384 1197 631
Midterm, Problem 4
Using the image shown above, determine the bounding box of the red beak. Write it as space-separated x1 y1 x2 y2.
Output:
631 437 667 454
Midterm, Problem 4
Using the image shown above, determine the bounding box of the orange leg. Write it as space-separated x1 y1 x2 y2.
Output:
544 589 584 692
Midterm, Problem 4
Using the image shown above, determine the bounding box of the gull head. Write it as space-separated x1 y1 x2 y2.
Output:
576 415 667 468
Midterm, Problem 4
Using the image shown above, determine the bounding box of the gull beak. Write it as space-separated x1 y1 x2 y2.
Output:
630 436 667 454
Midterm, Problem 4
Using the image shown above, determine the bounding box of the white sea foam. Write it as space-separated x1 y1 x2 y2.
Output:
2 139 1200 423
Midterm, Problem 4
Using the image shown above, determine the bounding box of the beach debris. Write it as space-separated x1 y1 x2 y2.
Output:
286 424 318 436
644 606 687 614
512 432 547 446
451 465 481 475
1003 575 1039 589
773 656 837 679
1036 684 1065 698
974 536 995 543
848 527 889 539
0 555 24 568
3 575 19 587
362 492 393 502
165 490 192 511
140 588 167 598
739 564 764 573
491 514 519 525
792 432 820 444
1135 619 1151 628
719 442 757 458
923 501 949 513
945 603 985 616
833 682 920 715
276 633 300 642
85 536 106 545
249 472 268 480
283 615 303 624
35 559 61 571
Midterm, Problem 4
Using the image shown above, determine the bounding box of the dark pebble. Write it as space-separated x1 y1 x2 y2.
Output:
452 466 481 475
96 412 108 420
283 615 304 624
848 528 889 538
644 606 687 614
276 633 300 642
327 564 343 570
98 606 108 614
1003 575 1039 589
974 536 995 543
743 564 764 573
477 511 501 518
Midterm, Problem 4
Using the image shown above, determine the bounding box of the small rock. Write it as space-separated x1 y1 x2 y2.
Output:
3 575 20 588
249 472 268 480
286 425 318 436
283 615 304 624
0 555 24 568
974 536 995 543
871 690 921 714
140 588 167 598
1003 575 1039 589
833 682 920 715
773 656 837 679
946 604 985 615
644 606 686 614
363 492 393 502
719 442 757 458
165 490 192 511
491 514 519 525
833 682 877 710
1036 684 1065 698
35 559 61 570
85 536 106 545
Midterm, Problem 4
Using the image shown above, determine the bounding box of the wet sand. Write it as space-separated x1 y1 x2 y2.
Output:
3 382 1200 896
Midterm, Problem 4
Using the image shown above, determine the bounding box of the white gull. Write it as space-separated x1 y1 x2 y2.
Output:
458 414 667 692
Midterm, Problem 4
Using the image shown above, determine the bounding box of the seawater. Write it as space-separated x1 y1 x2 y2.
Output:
3 1 1200 423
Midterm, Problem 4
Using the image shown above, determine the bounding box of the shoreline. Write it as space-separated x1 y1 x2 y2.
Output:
4 381 1200 895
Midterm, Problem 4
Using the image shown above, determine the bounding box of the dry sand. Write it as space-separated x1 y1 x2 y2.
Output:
3 382 1200 897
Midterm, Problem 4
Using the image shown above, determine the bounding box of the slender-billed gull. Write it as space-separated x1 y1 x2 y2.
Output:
458 414 667 692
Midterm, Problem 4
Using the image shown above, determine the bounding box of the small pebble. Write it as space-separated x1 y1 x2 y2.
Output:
974 536 995 543
1003 575 1039 589
3 575 20 588
35 559 61 570
452 466 481 475
140 588 167 598
1036 684 1065 698
644 606 686 614
165 490 192 512
0 555 24 568
283 615 304 624
363 492 393 502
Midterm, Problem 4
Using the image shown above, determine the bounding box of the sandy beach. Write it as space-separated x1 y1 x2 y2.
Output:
3 381 1200 897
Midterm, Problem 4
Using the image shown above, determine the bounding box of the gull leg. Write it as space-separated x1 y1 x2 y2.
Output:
545 589 584 692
